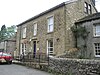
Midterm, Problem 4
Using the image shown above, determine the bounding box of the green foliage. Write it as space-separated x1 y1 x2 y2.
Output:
71 25 90 58
0 25 7 41
71 25 89 38
0 25 16 42
6 25 16 38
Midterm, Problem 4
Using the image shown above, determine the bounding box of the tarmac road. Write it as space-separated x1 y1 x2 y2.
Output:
0 64 52 75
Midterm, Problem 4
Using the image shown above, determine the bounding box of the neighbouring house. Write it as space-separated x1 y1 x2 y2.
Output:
4 37 16 56
16 0 97 57
0 42 4 52
0 36 16 56
75 12 100 59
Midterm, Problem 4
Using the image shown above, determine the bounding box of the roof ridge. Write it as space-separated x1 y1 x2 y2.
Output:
76 12 100 23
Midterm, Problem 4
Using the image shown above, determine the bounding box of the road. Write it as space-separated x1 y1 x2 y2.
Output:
0 64 52 75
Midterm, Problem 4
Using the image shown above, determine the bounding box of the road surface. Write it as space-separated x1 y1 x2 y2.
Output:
0 64 52 75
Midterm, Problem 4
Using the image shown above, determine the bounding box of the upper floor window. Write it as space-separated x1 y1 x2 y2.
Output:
22 27 26 38
94 25 100 37
84 2 92 14
88 4 92 14
47 16 54 33
33 23 37 36
84 2 88 14
94 43 100 57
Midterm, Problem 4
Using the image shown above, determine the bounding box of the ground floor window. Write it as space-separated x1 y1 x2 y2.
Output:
20 43 27 55
47 39 54 55
94 43 100 57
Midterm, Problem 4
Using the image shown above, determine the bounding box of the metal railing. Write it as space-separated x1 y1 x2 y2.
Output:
13 53 49 66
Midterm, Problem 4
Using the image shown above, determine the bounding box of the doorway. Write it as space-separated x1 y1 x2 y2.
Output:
33 41 37 58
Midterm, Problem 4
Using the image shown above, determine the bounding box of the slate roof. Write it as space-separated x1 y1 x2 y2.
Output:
17 2 65 27
75 12 100 24
17 0 78 27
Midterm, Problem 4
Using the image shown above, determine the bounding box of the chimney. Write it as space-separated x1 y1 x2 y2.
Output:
92 0 95 6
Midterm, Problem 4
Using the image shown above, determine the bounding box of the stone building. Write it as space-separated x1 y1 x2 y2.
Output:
0 37 16 56
4 38 16 56
16 0 97 57
0 42 4 52
75 12 100 59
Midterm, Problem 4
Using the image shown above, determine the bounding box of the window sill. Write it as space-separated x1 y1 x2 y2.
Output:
22 37 26 39
47 31 54 34
93 36 100 38
95 55 100 57
33 35 37 37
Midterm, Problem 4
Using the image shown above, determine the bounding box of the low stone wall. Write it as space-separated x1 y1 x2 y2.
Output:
49 57 100 75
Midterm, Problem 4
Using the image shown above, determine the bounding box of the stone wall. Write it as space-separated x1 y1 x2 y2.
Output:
49 57 100 75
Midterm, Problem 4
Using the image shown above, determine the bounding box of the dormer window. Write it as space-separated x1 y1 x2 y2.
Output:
84 2 92 14
88 4 92 14
84 2 88 14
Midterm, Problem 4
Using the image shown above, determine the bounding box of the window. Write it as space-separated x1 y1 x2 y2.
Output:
94 43 100 57
94 25 100 36
88 4 92 14
22 27 26 38
84 2 92 14
47 16 54 32
47 39 54 55
33 23 37 36
84 2 88 14
20 43 27 55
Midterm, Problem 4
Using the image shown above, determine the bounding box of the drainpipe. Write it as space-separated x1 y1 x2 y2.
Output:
64 3 67 52
19 26 22 56
4 41 7 52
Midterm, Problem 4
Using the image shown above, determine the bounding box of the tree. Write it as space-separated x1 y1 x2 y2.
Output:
71 25 90 58
0 25 7 41
6 25 16 38
0 25 16 42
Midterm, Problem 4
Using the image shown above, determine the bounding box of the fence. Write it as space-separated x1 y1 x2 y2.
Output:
14 53 49 69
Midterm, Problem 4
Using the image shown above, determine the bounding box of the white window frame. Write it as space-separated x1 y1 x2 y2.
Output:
94 25 100 37
84 2 88 14
33 23 37 36
20 43 27 55
94 43 100 57
47 16 54 33
47 39 54 55
22 27 26 38
88 4 92 14
20 44 22 55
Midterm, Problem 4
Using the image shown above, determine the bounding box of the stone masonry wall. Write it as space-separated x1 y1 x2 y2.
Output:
49 57 100 75
24 6 66 56
65 0 97 51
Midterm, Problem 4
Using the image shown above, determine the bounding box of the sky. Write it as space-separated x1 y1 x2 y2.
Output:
0 0 100 28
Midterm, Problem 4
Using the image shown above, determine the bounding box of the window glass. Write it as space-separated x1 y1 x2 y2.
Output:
47 16 54 32
47 39 54 55
95 25 100 36
94 43 100 57
33 23 37 36
88 4 92 14
22 27 26 38
84 2 88 14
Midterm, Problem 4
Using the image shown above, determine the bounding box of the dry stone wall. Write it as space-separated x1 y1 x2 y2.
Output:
49 57 100 75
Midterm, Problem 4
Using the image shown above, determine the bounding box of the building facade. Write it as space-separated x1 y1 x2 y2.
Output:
75 12 100 59
0 37 16 56
16 0 97 57
4 38 16 56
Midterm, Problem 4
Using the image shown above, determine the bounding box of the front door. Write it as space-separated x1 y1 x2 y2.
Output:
33 41 36 58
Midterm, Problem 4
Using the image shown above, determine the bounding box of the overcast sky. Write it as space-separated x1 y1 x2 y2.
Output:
0 0 100 28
